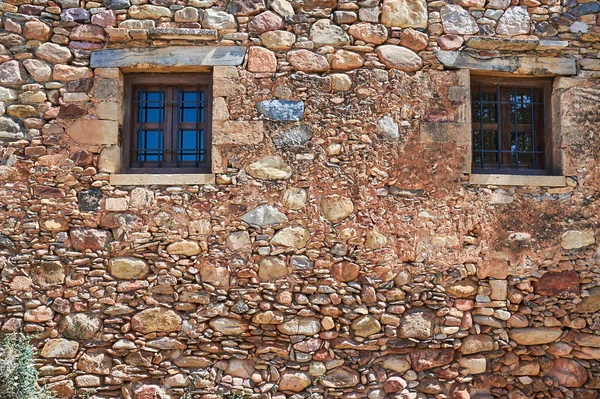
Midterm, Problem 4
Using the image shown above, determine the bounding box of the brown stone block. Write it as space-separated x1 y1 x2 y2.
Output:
410 348 454 371
536 270 580 296
213 120 264 145
66 119 118 145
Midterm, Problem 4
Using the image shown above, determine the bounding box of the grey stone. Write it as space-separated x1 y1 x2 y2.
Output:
257 99 304 121
377 115 399 140
0 61 28 88
201 9 237 30
78 188 102 212
309 19 350 48
148 28 217 41
0 87 18 102
272 124 312 147
435 50 577 76
570 2 599 17
441 5 479 35
290 255 314 271
59 314 101 340
0 33 26 47
246 156 293 180
496 6 531 35
0 117 23 142
90 46 247 68
105 0 131 10
226 0 266 16
241 204 288 226
61 8 91 22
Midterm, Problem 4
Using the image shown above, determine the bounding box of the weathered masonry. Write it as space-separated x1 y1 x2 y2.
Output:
0 0 600 398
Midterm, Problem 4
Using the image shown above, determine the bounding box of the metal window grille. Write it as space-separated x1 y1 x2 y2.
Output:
471 83 546 175
123 74 212 174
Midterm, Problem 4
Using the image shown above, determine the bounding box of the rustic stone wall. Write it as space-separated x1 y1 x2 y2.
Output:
1 0 600 399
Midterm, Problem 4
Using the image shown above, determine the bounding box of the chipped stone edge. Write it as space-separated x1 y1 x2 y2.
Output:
110 173 215 186
468 174 566 187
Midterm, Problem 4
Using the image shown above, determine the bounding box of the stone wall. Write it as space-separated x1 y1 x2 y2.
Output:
1 0 600 399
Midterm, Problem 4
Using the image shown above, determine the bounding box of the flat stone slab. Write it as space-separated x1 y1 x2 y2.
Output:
436 50 577 76
466 36 539 51
90 45 247 68
148 28 217 41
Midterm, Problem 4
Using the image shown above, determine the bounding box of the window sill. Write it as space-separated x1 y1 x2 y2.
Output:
469 174 565 187
110 173 215 186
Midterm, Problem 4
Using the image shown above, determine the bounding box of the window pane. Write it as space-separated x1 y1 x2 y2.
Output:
137 130 163 161
180 91 205 123
483 131 497 151
472 130 482 152
179 130 205 162
138 91 164 123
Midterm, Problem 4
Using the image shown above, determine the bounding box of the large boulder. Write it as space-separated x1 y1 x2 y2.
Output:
131 308 182 333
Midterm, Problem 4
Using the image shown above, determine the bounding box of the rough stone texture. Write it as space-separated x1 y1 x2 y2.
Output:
0 0 599 398
381 0 428 29
376 45 423 72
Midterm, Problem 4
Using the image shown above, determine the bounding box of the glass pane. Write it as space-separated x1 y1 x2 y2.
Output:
179 130 205 162
180 91 205 123
138 91 164 123
516 130 533 152
481 89 497 102
471 85 480 102
472 102 481 123
483 131 497 151
481 104 496 123
472 130 482 152
484 152 498 166
137 130 163 161
518 152 533 169
515 102 532 124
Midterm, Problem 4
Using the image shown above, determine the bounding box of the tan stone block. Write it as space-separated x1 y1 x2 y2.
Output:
212 97 229 121
98 145 121 173
105 197 128 211
213 120 264 145
213 77 246 97
53 65 94 82
96 102 123 123
94 68 121 78
213 66 239 78
67 119 119 145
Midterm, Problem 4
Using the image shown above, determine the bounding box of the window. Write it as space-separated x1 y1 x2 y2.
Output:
122 74 212 174
471 77 553 175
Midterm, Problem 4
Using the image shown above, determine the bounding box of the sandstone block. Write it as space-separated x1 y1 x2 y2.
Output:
0 60 28 88
131 308 182 333
459 355 487 374
128 5 173 19
33 262 66 288
209 317 249 334
279 370 311 392
271 226 310 248
331 50 364 70
331 262 360 282
376 45 423 72
537 270 580 296
287 50 330 73
320 194 353 223
348 22 388 45
247 46 277 73
227 0 266 16
70 228 112 251
509 327 562 345
399 307 434 339
23 20 51 41
77 349 112 375
37 43 73 64
41 339 79 358
108 257 149 279
561 231 595 249
261 30 295 50
322 367 360 388
547 359 587 387
166 240 201 256
277 317 321 335
381 0 428 29
410 348 454 371
23 59 52 83
59 313 101 339
225 231 251 252
249 11 284 33
351 315 381 337
53 65 93 81
246 156 292 179
461 334 494 354
310 19 350 48
282 187 308 209
66 119 118 145
201 9 237 30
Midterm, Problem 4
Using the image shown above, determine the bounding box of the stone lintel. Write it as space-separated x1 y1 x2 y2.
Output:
435 50 577 76
469 174 566 187
90 46 247 69
148 28 217 41
110 173 215 186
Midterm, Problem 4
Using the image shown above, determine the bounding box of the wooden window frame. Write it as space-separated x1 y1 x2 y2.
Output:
122 73 213 174
470 76 555 176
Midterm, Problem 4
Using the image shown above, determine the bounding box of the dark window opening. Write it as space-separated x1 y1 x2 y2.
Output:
471 78 552 175
122 74 212 174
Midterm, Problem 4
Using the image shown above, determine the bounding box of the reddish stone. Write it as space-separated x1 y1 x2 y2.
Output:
19 4 44 14
70 228 112 251
384 376 407 393
400 28 428 52
34 185 65 198
70 150 94 166
573 389 598 399
69 24 106 43
331 262 360 282
473 373 508 388
536 270 580 296
547 359 587 387
227 0 266 16
69 41 104 50
247 47 277 73
91 10 117 28
410 348 454 372
58 104 87 119
249 11 284 33
287 49 330 73
437 34 464 51
135 385 167 399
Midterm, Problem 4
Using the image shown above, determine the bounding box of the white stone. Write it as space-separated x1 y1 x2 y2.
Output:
496 6 531 36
